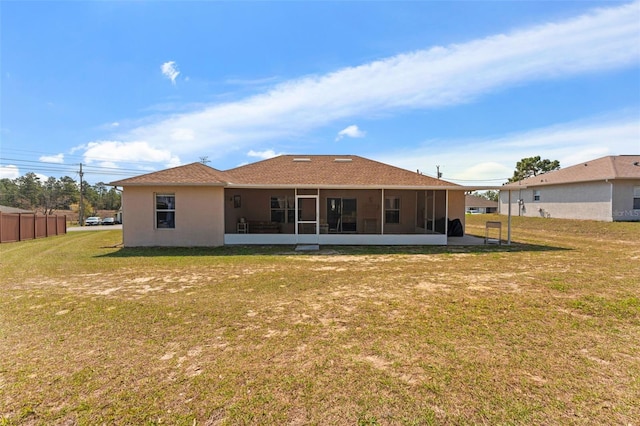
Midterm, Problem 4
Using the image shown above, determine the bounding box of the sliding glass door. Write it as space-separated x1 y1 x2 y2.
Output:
327 198 357 233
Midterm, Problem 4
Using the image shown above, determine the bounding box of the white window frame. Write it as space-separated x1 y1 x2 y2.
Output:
633 186 640 210
155 193 176 229
533 190 541 202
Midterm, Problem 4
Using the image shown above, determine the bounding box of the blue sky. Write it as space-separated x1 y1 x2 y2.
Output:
1 1 639 185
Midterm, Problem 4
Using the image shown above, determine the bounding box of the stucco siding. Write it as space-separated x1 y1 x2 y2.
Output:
122 186 225 247
612 180 640 221
500 182 612 221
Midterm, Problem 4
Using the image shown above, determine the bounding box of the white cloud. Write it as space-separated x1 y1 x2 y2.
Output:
98 161 119 169
377 114 640 186
117 2 638 159
170 128 195 141
80 140 181 168
39 153 64 164
226 76 279 86
335 125 366 141
161 61 180 85
247 149 282 160
0 165 19 179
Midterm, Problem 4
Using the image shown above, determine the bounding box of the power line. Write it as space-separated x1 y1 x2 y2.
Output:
0 157 146 172
0 147 175 167
0 166 136 178
445 177 510 182
0 158 146 177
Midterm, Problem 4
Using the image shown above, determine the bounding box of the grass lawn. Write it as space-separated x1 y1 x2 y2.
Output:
1 214 638 425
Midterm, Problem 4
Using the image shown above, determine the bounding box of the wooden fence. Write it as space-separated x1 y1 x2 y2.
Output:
0 213 67 243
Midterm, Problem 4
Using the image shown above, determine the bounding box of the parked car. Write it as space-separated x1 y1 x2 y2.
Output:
84 216 102 226
102 217 115 225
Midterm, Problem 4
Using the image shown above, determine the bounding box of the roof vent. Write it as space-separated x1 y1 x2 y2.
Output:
334 158 352 162
293 158 311 162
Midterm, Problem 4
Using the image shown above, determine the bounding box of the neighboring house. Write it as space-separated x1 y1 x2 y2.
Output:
499 155 640 222
0 205 34 214
465 194 498 214
110 155 469 247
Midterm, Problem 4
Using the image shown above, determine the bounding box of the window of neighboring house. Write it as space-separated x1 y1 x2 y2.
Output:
270 196 295 223
385 196 400 224
156 194 175 229
533 190 541 202
634 186 640 210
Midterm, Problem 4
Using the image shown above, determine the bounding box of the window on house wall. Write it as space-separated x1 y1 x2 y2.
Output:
634 187 640 210
385 196 400 224
533 190 541 202
156 194 175 229
270 196 295 223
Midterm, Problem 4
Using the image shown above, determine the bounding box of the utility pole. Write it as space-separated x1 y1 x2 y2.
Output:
436 165 442 179
79 163 84 226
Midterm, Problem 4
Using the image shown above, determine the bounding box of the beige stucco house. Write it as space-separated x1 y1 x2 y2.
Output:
110 155 469 247
499 155 640 222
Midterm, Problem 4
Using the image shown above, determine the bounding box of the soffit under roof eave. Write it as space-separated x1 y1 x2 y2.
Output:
113 182 228 187
499 177 624 190
225 183 466 190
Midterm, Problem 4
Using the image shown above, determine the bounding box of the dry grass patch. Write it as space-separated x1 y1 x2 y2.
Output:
1 215 639 425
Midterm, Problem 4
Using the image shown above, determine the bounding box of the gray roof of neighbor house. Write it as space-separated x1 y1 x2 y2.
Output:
110 155 463 189
0 205 34 214
110 162 230 186
465 194 498 208
502 155 640 189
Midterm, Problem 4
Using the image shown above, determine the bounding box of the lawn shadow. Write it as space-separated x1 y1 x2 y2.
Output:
97 240 569 258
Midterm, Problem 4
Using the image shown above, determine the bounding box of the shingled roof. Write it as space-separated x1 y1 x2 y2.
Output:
503 155 640 189
110 162 229 186
0 205 34 214
465 194 498 208
224 155 459 188
111 155 461 189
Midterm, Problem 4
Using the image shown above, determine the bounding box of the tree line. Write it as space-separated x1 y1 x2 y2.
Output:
0 173 121 215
